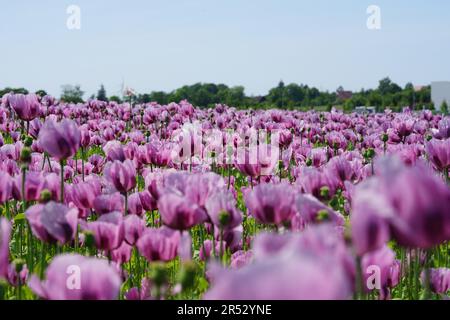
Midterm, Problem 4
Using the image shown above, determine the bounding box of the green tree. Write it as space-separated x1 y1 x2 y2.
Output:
0 87 28 97
109 96 122 103
97 84 108 101
441 100 448 115
61 84 84 103
378 77 401 95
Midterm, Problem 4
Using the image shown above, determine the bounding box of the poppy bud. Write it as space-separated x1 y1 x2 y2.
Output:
13 258 26 274
83 231 96 249
39 189 52 203
24 136 33 147
150 263 167 288
179 261 197 291
305 158 312 167
219 211 230 227
316 209 330 222
319 186 330 199
20 147 32 163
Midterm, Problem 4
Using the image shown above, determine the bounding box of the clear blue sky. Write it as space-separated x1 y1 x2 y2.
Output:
1 0 449 98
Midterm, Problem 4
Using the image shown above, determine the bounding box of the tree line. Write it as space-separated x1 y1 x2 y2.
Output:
0 77 437 112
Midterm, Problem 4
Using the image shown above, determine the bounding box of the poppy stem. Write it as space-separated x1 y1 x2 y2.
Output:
40 242 46 279
60 160 64 203
211 225 216 259
219 226 224 264
81 147 85 182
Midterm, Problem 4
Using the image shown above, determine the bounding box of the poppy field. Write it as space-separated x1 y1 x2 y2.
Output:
0 93 449 300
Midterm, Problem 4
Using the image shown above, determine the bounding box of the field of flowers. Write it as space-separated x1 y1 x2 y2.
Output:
0 92 449 300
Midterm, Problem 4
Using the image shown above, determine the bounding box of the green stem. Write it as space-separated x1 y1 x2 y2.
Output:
40 242 46 279
60 160 64 203
81 147 85 182
219 226 224 264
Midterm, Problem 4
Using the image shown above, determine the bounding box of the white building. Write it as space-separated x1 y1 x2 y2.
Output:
431 81 450 111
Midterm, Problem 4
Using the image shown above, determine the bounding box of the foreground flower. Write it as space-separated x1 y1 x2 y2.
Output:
205 243 351 300
38 119 81 161
353 157 450 249
28 254 122 300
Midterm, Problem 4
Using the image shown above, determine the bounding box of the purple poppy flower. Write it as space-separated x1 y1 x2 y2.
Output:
111 242 133 265
8 93 40 121
362 157 450 249
12 171 44 202
128 192 144 216
350 180 392 256
79 124 91 148
433 118 450 140
138 190 157 212
361 245 396 294
296 194 345 226
93 192 124 215
158 192 208 230
244 183 296 225
125 278 152 300
325 155 358 187
136 227 180 262
123 214 146 245
384 159 450 248
83 211 124 251
26 202 78 245
230 250 253 269
421 268 450 294
104 160 136 194
204 242 352 300
104 140 126 162
426 138 450 172
205 191 242 229
38 119 81 160
200 239 217 261
0 218 11 280
28 254 122 300
71 180 101 210
0 172 13 204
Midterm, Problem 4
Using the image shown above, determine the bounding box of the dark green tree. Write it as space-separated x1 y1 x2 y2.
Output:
61 85 84 103
441 100 448 115
97 84 108 101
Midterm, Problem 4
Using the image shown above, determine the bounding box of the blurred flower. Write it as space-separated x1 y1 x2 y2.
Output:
28 254 122 300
